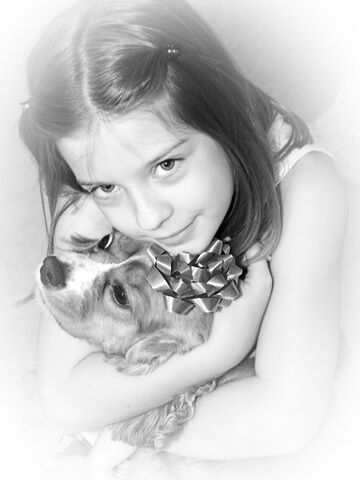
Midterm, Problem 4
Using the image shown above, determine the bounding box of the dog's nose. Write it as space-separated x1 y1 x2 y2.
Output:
40 256 68 288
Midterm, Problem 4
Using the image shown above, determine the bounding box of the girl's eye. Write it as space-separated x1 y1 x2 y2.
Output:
91 184 121 199
100 184 115 193
159 159 175 171
154 158 181 177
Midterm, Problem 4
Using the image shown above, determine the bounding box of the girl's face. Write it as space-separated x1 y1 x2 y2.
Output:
57 111 234 254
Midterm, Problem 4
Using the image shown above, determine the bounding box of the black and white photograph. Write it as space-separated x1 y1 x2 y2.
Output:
1 1 359 479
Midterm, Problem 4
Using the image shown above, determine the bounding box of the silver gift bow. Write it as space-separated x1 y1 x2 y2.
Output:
146 238 243 315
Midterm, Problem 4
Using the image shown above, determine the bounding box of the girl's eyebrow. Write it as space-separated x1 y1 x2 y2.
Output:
79 138 188 186
145 138 188 165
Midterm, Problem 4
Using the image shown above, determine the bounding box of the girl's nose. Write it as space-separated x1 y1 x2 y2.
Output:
131 190 173 232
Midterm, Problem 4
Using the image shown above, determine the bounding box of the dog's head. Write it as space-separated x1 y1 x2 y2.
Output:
37 232 210 355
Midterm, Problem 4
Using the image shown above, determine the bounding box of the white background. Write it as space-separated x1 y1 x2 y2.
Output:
0 1 359 479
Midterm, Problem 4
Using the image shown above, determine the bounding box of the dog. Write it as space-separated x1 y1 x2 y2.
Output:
37 230 254 477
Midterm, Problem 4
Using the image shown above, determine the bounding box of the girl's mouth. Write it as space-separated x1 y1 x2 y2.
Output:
155 218 197 246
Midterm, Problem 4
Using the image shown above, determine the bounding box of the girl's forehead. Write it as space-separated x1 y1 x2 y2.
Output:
57 111 191 165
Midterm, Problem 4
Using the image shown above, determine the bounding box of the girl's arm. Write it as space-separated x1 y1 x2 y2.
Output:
36 312 220 431
37 257 268 431
38 152 346 460
163 152 347 459
38 198 268 431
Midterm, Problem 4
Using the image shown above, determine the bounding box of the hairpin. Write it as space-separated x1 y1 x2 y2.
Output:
167 44 179 59
20 99 31 110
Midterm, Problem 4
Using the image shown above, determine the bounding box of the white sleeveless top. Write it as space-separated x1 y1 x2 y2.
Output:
269 114 332 184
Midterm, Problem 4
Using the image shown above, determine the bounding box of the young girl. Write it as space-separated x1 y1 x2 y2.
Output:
20 0 346 465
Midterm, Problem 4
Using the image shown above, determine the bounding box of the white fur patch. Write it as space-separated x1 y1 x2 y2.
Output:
63 257 117 296
37 253 147 297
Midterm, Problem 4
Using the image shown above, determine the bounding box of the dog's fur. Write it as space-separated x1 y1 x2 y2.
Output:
37 231 254 455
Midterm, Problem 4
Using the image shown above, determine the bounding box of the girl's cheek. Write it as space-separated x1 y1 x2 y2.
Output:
95 199 130 230
93 190 129 213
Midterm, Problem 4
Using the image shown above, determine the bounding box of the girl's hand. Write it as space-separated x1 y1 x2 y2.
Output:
207 243 272 373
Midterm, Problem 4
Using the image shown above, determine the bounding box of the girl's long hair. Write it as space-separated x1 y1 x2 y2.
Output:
19 0 312 257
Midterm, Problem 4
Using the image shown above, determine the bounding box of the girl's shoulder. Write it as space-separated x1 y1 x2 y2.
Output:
272 148 347 274
269 113 334 185
279 149 346 215
268 112 347 269
276 144 333 186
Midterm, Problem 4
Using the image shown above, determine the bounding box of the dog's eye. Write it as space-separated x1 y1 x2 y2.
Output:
112 284 129 308
97 232 114 250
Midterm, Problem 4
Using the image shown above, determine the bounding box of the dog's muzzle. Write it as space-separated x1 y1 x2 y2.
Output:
40 256 70 288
